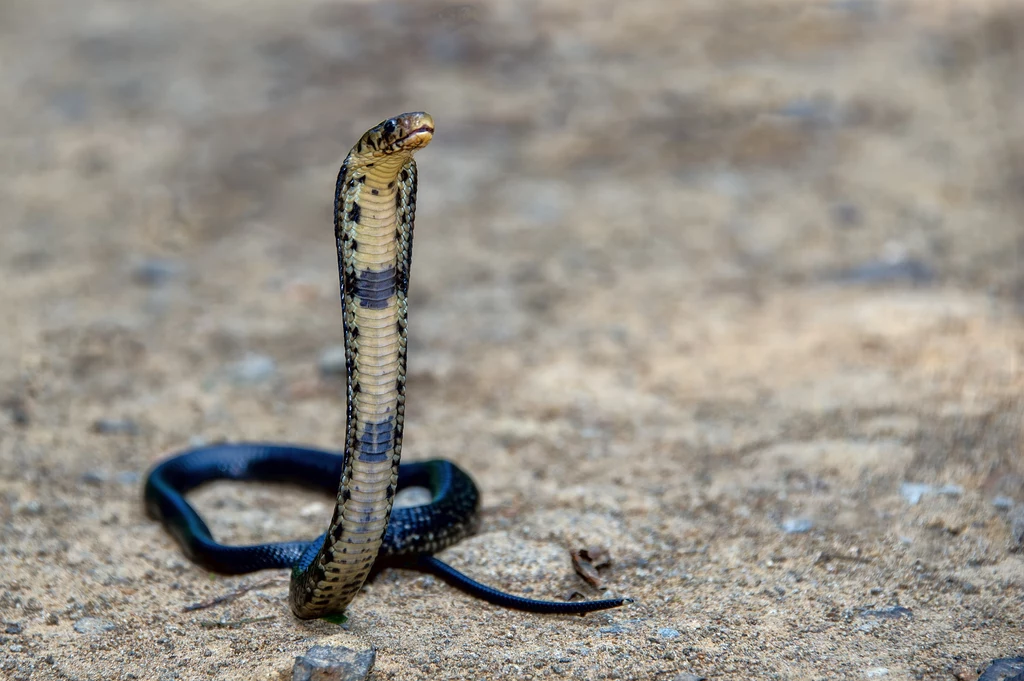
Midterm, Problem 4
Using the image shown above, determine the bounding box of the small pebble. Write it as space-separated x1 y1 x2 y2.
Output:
292 645 376 681
861 605 913 620
393 486 432 508
657 627 680 639
900 482 932 505
80 470 107 485
992 496 1015 510
598 625 627 635
978 657 1024 681
673 675 706 681
10 644 22 653
15 500 43 516
710 171 748 199
830 258 935 286
299 502 328 519
45 614 58 626
317 345 348 377
2 397 30 426
937 484 963 497
49 87 90 122
116 471 140 486
830 202 863 228
778 97 836 127
228 353 277 384
73 617 117 634
5 622 22 634
864 668 889 678
781 517 814 534
132 257 182 287
830 0 880 19
91 418 139 436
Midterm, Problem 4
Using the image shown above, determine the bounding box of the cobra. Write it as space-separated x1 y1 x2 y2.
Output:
144 112 631 619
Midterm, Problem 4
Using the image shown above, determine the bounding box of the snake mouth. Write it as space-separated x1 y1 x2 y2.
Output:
396 125 434 148
408 124 434 136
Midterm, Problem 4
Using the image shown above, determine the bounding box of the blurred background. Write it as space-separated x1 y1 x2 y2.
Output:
1 1 1023 679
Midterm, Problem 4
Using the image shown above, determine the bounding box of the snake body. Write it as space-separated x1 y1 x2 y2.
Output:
144 113 631 619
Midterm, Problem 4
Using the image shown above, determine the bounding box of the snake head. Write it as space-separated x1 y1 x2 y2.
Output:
353 112 434 159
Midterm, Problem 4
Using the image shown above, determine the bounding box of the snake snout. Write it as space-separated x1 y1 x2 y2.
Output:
359 112 434 154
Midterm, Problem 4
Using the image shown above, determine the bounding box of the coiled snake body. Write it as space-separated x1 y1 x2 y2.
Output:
145 113 630 619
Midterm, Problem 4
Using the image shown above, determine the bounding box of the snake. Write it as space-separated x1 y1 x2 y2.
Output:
144 112 632 620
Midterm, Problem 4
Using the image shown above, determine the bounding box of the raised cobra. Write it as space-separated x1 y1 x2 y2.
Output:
144 112 631 619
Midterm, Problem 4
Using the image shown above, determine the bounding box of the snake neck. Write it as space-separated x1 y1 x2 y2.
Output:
289 154 418 619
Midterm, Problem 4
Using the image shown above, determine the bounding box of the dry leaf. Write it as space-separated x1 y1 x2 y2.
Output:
571 547 613 588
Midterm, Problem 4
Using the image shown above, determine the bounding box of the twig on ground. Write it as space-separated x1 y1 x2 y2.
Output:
182 578 287 612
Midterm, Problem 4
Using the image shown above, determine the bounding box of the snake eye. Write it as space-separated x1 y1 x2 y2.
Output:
382 119 396 137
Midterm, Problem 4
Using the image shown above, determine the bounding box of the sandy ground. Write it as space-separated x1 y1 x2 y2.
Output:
2 1 1024 679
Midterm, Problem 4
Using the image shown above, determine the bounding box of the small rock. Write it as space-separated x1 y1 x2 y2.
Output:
45 614 58 626
91 418 139 436
299 502 328 519
830 202 863 228
50 87 91 122
292 645 375 681
861 605 913 620
830 258 935 286
710 171 748 199
657 627 680 639
864 668 889 678
778 97 837 127
900 482 932 505
992 496 1015 510
132 258 182 287
781 517 814 534
937 484 964 497
80 470 107 485
2 397 30 426
116 471 140 486
228 353 277 384
5 622 22 634
978 657 1024 681
673 675 706 681
598 625 627 635
317 345 348 377
951 667 978 681
73 617 117 634
830 0 880 19
393 486 433 508
15 500 43 516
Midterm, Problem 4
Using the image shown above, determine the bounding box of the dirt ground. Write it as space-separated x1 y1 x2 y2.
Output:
2 1 1024 679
